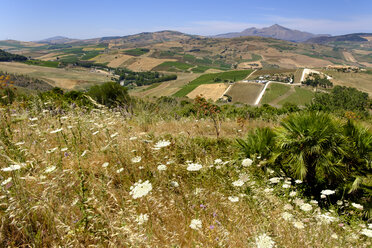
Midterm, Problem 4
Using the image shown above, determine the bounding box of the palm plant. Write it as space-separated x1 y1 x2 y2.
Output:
237 127 276 161
273 112 348 195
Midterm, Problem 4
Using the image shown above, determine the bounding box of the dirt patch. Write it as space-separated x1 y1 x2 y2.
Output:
343 52 357 62
107 54 133 67
187 83 228 101
227 82 264 105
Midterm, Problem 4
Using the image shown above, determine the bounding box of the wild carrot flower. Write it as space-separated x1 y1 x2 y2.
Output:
130 180 152 199
1 177 12 186
154 140 171 149
351 203 363 210
232 179 245 187
116 168 124 173
102 162 109 168
255 233 276 248
157 164 167 171
135 213 149 225
293 221 305 229
321 189 335 196
189 219 202 230
269 177 281 184
282 212 293 221
300 203 313 212
228 196 239 202
45 166 56 173
170 181 179 187
242 158 253 167
2 164 22 172
50 128 63 134
361 228 372 238
214 159 223 164
131 156 142 163
187 163 202 171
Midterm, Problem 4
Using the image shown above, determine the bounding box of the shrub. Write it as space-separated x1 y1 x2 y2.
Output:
88 82 130 108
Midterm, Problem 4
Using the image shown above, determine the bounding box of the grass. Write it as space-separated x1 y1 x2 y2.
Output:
123 48 150 56
278 86 315 106
261 83 291 104
191 65 211 73
173 70 252 97
0 102 369 247
228 83 264 105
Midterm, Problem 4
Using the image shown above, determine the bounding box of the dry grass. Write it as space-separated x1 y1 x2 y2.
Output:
187 83 228 101
0 104 370 247
323 70 372 95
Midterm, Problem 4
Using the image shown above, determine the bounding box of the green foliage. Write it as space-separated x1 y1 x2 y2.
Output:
311 86 369 113
303 73 333 88
123 48 150 56
115 68 177 87
23 60 60 68
0 49 28 62
191 65 210 73
237 127 276 160
88 82 130 107
153 61 193 72
173 70 252 97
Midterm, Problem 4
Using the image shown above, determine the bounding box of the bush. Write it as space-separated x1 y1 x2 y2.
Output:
88 82 130 108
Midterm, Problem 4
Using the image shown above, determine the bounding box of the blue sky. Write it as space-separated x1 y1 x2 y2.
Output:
1 0 372 41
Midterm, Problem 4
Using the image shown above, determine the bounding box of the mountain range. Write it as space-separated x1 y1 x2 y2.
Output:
214 24 330 42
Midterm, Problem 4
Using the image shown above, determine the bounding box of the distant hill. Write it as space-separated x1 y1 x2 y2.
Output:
37 36 80 44
214 24 330 42
306 33 372 44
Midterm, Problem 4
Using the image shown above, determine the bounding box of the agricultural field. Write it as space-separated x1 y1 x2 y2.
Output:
261 83 291 105
153 61 194 72
226 82 264 105
0 62 111 89
186 83 227 101
123 48 150 56
278 86 315 106
323 70 372 95
173 70 252 97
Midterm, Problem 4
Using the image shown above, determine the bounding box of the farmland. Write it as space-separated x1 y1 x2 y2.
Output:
0 62 111 89
261 83 291 104
186 83 227 101
321 70 372 95
278 86 315 106
226 82 264 105
173 70 252 97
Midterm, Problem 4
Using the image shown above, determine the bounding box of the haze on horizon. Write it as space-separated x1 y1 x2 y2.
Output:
1 0 372 41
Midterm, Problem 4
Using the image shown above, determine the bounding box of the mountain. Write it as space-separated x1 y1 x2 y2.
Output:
306 33 372 44
37 36 79 44
214 24 330 42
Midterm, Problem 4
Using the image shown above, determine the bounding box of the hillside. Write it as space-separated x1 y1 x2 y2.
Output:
36 36 80 44
215 24 330 42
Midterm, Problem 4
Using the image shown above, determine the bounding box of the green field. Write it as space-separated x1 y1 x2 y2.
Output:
123 48 150 56
23 60 60 68
191 65 211 73
261 83 291 104
153 61 193 72
173 70 252 97
278 86 315 106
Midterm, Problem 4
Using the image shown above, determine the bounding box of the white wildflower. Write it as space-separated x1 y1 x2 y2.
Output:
282 212 294 221
310 200 318 205
255 233 276 248
269 177 281 184
264 188 274 193
214 159 223 164
1 177 12 186
351 203 363 210
154 140 171 149
102 162 109 168
295 180 303 184
242 158 253 167
45 165 56 173
92 131 99 135
228 196 239 202
129 136 137 141
189 219 202 230
131 156 142 163
289 191 297 197
331 233 338 239
360 228 372 238
46 147 58 154
337 200 343 206
157 164 167 171
300 203 313 212
284 204 294 210
116 168 124 173
15 142 25 146
293 221 305 229
232 179 245 187
282 183 291 189
129 180 152 199
317 213 336 224
2 164 22 172
135 213 149 225
187 163 202 171
321 189 335 196
50 128 63 134
321 194 326 199
29 117 38 121
61 147 68 152
293 198 305 207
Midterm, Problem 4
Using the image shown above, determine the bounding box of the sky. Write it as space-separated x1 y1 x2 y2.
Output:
1 0 372 41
